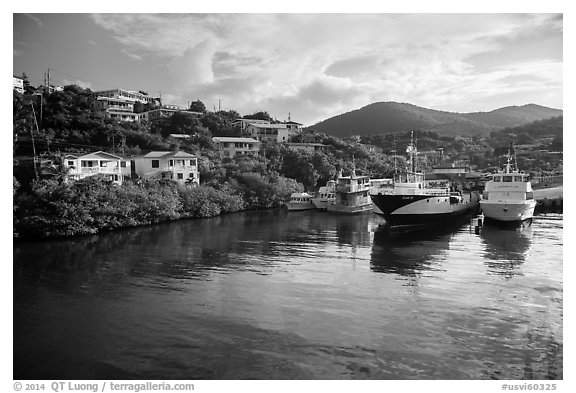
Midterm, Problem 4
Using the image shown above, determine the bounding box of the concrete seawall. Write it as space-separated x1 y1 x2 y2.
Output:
534 186 563 214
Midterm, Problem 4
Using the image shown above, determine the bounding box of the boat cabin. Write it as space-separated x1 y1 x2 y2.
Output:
491 173 530 183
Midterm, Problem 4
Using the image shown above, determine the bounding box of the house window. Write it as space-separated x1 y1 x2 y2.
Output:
177 173 183 180
68 161 74 166
189 173 194 178
120 161 126 168
169 159 174 167
189 160 195 166
100 161 106 167
152 160 159 168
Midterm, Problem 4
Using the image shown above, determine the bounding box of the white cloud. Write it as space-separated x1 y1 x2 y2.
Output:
62 79 92 89
23 13 43 27
91 13 562 124
121 49 143 61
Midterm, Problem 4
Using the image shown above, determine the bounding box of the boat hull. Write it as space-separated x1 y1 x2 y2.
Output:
371 192 479 227
326 202 373 215
480 199 536 225
285 202 316 211
311 198 334 210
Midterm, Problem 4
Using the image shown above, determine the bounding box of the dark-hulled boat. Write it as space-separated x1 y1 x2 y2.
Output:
370 132 479 230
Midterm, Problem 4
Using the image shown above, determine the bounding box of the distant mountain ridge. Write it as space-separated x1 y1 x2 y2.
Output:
309 102 562 137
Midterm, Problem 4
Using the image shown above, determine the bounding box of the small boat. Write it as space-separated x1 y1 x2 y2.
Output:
480 147 537 226
311 179 337 210
326 169 373 214
370 132 479 230
285 192 316 211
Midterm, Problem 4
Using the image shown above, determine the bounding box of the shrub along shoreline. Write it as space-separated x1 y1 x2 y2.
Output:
13 173 303 240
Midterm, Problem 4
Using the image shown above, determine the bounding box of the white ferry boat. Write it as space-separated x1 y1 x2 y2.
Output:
311 179 337 210
285 192 316 211
326 170 373 214
370 132 479 229
480 151 536 225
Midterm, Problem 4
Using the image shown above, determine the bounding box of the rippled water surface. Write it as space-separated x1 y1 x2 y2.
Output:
13 211 563 380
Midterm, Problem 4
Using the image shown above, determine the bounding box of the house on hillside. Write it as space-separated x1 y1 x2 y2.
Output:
13 75 24 93
92 96 141 122
94 88 158 105
212 137 260 158
232 118 270 131
132 151 199 185
362 144 383 154
140 107 203 123
244 123 295 143
64 151 131 184
286 143 329 154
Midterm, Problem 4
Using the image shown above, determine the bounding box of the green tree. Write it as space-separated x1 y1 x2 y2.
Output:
189 100 207 113
243 111 273 121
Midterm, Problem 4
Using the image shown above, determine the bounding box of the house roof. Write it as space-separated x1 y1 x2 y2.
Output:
73 151 125 160
424 173 451 180
287 143 328 147
142 151 197 158
246 123 288 129
212 137 260 143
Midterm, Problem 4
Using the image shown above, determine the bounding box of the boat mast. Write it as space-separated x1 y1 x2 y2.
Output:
407 131 417 174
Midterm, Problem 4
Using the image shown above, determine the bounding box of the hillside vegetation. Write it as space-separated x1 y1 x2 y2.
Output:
310 102 562 138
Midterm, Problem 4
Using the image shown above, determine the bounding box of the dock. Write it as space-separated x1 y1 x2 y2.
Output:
533 186 563 213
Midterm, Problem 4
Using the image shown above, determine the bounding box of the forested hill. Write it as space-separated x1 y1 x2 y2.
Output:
309 102 562 138
489 116 563 147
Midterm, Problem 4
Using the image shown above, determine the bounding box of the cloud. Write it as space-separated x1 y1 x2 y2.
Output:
121 49 142 61
167 39 218 85
62 79 92 89
23 13 43 27
90 13 562 124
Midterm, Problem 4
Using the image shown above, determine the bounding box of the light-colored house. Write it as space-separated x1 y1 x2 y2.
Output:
91 93 145 123
286 143 329 154
212 137 261 158
133 151 199 185
140 108 202 123
92 96 141 122
432 165 470 175
284 120 303 133
232 118 270 131
64 151 130 184
244 123 294 143
13 75 24 93
93 88 158 105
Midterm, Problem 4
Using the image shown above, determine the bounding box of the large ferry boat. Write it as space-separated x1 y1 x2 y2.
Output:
370 132 479 229
480 149 536 225
311 179 337 210
326 169 373 214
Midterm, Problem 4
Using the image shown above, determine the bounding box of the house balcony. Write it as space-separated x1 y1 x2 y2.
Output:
78 167 121 174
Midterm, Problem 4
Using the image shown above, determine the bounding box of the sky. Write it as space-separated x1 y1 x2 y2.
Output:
13 12 563 126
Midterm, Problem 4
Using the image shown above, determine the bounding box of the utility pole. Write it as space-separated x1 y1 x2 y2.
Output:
30 103 40 181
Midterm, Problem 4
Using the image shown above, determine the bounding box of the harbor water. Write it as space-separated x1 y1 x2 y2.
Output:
13 210 563 380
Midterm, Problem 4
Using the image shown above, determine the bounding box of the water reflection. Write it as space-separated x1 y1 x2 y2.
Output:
480 225 533 279
369 221 463 276
13 211 563 380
